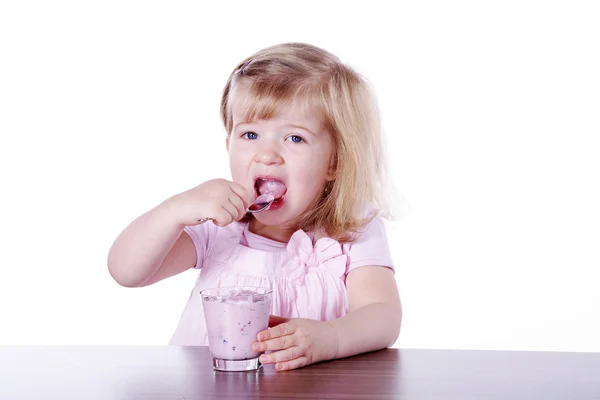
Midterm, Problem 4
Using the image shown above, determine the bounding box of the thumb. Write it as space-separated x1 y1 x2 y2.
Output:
268 315 290 327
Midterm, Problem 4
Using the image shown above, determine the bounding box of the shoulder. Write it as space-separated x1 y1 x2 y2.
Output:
348 214 389 250
344 206 395 273
346 202 387 241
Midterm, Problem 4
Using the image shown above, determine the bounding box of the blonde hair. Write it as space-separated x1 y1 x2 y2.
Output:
221 43 393 242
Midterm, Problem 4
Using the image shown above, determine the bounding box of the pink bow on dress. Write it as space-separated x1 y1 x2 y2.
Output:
285 230 348 280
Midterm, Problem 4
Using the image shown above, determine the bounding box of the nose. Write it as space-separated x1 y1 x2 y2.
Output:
254 143 283 166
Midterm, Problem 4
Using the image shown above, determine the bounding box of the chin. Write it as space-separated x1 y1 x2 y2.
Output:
252 214 286 227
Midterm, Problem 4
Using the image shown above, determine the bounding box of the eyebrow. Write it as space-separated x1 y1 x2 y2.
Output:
233 122 247 132
286 124 318 136
233 122 319 136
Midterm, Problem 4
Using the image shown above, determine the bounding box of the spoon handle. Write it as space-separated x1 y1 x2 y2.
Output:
197 194 275 223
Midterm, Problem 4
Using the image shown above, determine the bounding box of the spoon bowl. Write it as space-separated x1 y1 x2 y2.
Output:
247 193 275 213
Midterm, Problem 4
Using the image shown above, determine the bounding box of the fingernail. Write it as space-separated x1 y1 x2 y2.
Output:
259 355 268 362
258 334 263 341
276 364 283 370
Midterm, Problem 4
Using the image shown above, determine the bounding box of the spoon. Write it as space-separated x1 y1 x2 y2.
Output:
247 193 275 213
197 193 274 223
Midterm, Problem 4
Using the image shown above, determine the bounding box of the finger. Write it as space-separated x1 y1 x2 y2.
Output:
227 195 246 221
259 346 303 364
269 315 290 327
229 182 251 209
221 200 238 219
213 204 236 226
258 322 296 341
275 356 309 372
253 334 296 352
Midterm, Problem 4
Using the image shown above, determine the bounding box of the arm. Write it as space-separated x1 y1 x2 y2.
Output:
329 215 402 356
107 198 196 287
107 179 251 288
329 265 402 358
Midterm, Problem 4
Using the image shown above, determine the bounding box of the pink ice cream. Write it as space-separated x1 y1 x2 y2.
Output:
256 178 287 199
202 288 272 361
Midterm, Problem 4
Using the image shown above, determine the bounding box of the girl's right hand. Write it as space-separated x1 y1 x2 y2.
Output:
168 179 251 227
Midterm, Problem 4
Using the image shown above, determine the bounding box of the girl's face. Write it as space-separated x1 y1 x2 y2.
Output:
227 85 335 230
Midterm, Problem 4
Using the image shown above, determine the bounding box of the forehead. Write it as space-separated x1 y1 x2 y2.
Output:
229 82 325 132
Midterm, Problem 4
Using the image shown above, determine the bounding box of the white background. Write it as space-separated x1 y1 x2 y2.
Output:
1 1 598 352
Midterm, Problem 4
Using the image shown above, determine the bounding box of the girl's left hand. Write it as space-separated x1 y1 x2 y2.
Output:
252 316 339 371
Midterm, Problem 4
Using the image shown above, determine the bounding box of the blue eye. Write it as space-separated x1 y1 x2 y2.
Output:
286 135 304 143
242 132 258 140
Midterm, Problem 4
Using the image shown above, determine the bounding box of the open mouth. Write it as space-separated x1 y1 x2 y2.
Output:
254 177 287 205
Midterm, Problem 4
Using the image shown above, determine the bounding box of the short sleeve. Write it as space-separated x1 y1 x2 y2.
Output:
345 215 395 274
183 222 216 269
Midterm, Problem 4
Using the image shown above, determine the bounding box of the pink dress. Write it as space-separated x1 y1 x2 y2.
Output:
169 216 394 345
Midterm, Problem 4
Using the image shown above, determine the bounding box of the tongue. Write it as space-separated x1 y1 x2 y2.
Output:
256 179 287 199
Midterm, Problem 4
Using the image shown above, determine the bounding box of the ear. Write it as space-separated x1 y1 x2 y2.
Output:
326 154 336 180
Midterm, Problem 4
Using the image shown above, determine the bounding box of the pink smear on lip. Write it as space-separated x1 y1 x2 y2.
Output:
255 178 287 199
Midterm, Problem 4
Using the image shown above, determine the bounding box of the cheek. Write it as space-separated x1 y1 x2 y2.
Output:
293 166 327 196
305 153 332 178
228 154 246 181
228 157 238 174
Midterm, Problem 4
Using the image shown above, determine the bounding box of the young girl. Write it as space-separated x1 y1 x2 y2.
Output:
108 42 402 371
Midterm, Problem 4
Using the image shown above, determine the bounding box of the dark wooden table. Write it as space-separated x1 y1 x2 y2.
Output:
1 346 599 399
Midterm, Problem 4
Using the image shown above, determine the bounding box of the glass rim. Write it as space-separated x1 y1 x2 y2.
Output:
199 286 273 296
